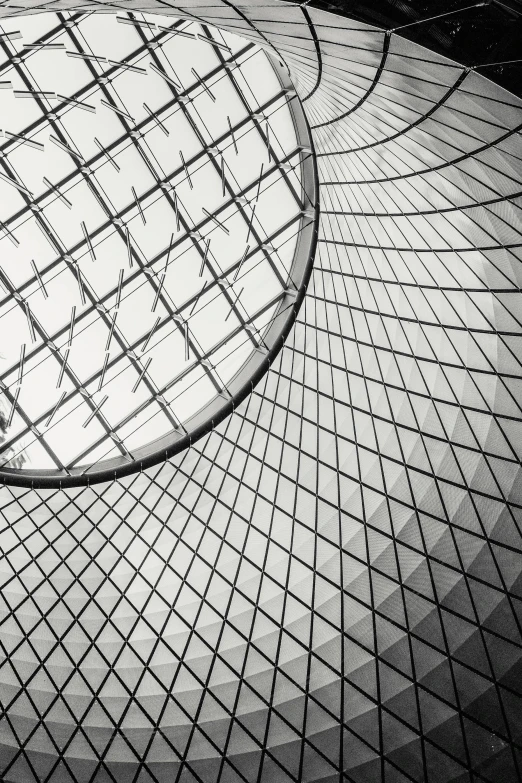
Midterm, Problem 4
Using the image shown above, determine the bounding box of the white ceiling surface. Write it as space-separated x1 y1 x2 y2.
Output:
0 1 521 782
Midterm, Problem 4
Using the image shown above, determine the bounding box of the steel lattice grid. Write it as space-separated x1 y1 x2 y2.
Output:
0 9 312 475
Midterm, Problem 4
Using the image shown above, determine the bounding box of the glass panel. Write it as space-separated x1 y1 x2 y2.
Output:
0 10 309 475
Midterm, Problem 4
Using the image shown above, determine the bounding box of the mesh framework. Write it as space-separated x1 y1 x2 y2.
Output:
0 11 316 484
0 2 521 783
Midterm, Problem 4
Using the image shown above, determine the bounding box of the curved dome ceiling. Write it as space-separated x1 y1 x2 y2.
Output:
0 2 521 783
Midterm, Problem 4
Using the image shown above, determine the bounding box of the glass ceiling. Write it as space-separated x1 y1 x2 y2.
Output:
0 10 314 481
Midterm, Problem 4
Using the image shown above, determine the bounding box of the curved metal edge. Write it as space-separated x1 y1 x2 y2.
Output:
0 52 320 490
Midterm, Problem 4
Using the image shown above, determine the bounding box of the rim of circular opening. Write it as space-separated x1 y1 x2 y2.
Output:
0 41 319 489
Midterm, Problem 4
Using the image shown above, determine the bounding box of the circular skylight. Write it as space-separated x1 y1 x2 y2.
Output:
0 10 316 486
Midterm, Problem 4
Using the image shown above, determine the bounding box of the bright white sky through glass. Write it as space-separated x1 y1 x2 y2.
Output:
0 10 311 476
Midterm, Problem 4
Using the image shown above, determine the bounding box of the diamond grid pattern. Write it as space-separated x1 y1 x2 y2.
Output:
0 1 522 783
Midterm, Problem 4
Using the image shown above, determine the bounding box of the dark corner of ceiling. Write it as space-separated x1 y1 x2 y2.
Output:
306 0 522 99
